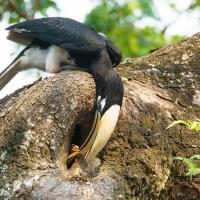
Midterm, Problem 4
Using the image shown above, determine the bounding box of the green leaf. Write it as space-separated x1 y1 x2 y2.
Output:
174 155 200 179
137 0 157 19
166 120 190 129
186 168 200 178
191 155 200 160
189 0 200 10
167 120 200 131
85 0 184 57
174 157 197 169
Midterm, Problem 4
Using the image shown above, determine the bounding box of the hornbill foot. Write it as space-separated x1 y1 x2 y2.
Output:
66 144 80 168
60 65 89 72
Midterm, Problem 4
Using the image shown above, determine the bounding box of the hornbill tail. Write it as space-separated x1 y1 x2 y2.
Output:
0 59 22 91
0 45 32 91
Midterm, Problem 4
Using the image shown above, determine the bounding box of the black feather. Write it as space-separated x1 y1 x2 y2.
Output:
6 17 122 67
6 17 105 54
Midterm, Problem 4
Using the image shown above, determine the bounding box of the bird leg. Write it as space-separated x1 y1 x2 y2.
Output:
60 64 78 71
60 64 89 73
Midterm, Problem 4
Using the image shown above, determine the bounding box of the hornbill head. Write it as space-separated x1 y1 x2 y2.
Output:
85 71 123 161
67 51 124 167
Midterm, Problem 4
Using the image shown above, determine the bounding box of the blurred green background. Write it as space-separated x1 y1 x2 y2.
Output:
1 0 200 57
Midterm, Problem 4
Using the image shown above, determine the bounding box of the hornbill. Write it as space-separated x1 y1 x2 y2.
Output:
0 17 124 167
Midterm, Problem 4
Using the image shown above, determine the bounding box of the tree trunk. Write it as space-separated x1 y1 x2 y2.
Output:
1 33 200 200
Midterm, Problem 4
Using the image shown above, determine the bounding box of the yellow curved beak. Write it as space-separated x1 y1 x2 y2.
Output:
67 104 120 167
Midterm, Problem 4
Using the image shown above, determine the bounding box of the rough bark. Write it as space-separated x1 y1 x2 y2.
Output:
1 33 200 200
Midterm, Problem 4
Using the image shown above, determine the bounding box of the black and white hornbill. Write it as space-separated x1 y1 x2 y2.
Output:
0 17 123 166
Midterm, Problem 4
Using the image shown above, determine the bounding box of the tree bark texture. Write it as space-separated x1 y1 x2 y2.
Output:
1 33 200 199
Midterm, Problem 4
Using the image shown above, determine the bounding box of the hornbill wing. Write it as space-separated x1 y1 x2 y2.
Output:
103 37 122 67
6 17 106 54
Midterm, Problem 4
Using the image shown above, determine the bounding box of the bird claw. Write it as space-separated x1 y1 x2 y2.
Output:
66 144 80 168
69 144 80 154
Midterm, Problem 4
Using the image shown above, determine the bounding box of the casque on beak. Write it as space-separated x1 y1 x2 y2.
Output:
67 104 120 167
